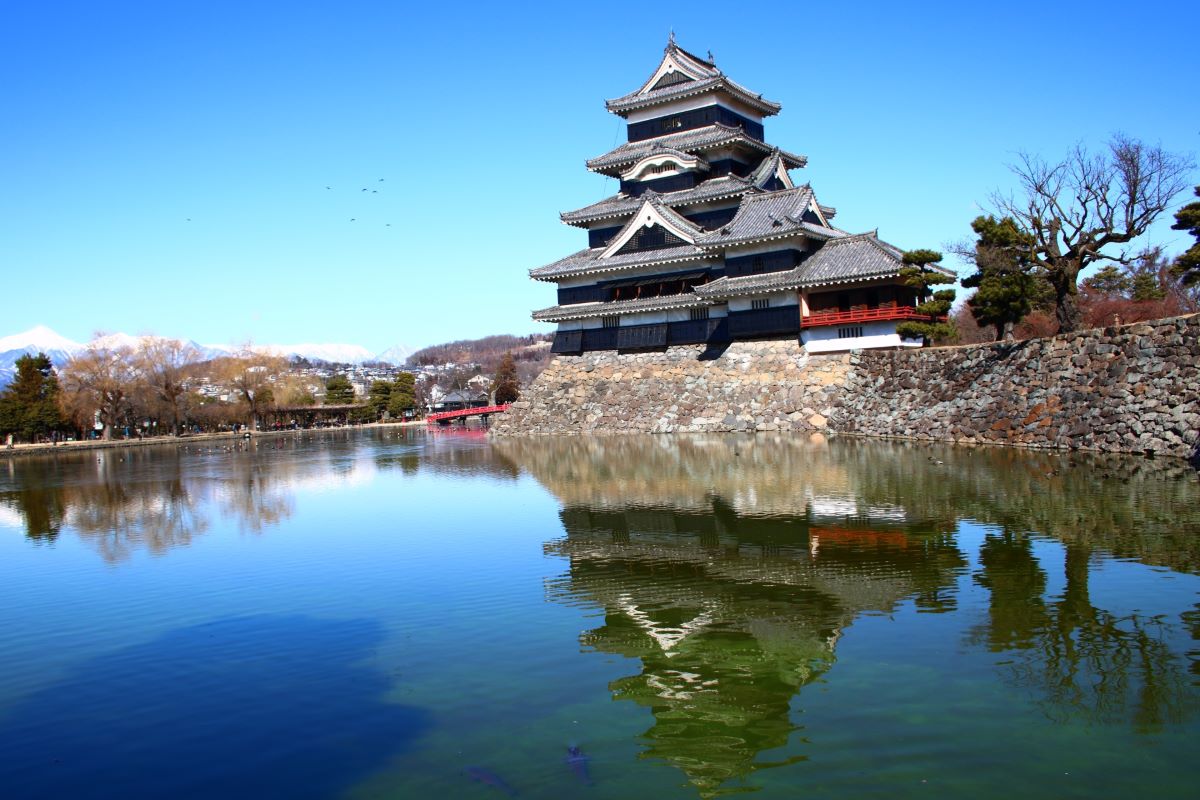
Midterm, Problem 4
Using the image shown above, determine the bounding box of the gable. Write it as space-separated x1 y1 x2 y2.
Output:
600 199 700 258
615 224 688 255
651 70 694 91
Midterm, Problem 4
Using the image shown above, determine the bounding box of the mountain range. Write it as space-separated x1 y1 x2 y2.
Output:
0 326 415 386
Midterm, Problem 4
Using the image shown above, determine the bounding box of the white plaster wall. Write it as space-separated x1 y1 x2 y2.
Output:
619 310 670 326
802 320 922 353
727 292 798 312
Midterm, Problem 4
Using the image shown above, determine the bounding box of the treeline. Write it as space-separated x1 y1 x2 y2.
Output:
912 137 1198 346
408 333 552 372
0 339 421 445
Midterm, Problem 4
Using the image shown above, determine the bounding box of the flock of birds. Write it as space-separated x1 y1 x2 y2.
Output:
327 178 392 226
184 178 395 227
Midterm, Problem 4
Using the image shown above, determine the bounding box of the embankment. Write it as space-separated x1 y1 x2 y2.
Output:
492 314 1200 462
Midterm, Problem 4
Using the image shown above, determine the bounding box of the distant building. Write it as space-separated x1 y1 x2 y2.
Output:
532 38 954 354
432 389 489 413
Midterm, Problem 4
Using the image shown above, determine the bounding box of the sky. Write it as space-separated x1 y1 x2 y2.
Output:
2 0 1196 353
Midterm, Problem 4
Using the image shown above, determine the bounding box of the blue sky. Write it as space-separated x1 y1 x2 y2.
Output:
2 1 1195 352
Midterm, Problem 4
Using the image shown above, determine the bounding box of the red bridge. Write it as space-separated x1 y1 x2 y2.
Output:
426 403 511 425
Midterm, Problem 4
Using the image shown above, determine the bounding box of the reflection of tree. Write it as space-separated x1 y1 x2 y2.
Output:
66 451 210 561
0 440 324 561
216 453 294 536
1 459 68 541
546 500 965 797
502 433 1200 783
972 533 1197 731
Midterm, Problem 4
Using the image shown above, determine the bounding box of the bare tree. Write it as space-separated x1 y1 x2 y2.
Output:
136 338 202 436
215 347 287 430
59 339 139 440
992 135 1192 333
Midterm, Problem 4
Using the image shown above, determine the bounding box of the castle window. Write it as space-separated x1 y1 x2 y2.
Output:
837 326 864 339
690 307 710 321
751 298 770 310
602 316 619 329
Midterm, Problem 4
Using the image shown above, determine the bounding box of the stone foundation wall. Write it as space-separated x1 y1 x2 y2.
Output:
828 314 1200 459
491 340 850 435
494 315 1200 462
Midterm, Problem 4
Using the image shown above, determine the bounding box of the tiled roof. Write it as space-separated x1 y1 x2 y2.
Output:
606 75 782 117
696 233 953 299
561 176 755 226
529 244 709 281
604 41 780 117
562 150 797 226
695 269 810 299
801 234 953 286
586 123 806 175
698 187 840 248
532 292 711 322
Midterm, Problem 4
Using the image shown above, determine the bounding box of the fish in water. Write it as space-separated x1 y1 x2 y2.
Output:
565 745 593 785
465 766 517 796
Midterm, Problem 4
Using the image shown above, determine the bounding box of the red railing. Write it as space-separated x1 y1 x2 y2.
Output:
800 307 946 328
426 403 511 423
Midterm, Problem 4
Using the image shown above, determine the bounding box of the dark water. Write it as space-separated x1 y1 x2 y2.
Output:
0 430 1197 799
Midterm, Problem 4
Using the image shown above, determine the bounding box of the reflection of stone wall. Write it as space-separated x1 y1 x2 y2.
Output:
496 316 1200 460
491 434 854 517
499 435 1200 574
490 340 851 436
832 314 1200 459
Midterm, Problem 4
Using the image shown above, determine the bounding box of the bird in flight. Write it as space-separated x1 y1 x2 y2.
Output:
350 218 356 222
325 186 332 190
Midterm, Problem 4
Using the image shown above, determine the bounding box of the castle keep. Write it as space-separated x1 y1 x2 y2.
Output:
532 38 953 354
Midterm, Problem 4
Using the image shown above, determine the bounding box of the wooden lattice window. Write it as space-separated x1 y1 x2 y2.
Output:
751 298 770 310
616 225 686 254
690 307 710 321
602 316 619 329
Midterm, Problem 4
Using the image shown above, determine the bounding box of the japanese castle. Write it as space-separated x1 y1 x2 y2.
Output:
533 38 952 354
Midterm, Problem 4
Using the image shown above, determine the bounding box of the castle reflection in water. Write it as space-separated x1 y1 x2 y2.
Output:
494 435 1200 796
3 430 1198 797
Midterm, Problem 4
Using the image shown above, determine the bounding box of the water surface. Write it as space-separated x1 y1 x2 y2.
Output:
1 430 1197 798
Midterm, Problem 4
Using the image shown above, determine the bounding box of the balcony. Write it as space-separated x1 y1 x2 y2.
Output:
801 306 946 329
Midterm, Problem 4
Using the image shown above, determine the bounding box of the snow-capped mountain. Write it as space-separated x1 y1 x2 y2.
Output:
0 325 82 367
373 344 416 366
0 325 393 386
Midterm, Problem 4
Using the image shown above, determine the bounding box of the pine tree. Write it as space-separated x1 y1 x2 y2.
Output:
895 250 957 344
1082 265 1132 296
324 375 355 404
1170 186 1200 287
962 216 1048 341
492 353 520 404
0 353 68 443
387 373 416 417
367 380 392 417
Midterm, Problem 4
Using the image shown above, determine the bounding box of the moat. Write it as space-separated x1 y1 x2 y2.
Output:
1 429 1197 798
